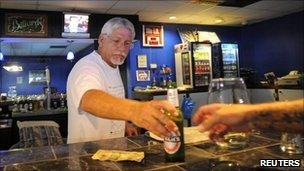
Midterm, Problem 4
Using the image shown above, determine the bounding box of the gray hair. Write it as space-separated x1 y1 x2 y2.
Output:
101 17 135 40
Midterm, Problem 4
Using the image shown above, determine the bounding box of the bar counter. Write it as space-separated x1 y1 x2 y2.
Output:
0 132 303 170
132 85 303 101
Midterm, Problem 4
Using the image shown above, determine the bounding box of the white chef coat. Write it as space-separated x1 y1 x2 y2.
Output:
67 51 125 144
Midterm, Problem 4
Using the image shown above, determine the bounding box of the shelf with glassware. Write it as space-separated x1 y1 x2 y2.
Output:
0 93 67 117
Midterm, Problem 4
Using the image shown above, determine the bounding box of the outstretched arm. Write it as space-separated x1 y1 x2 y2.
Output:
247 99 303 133
80 89 178 138
192 99 304 139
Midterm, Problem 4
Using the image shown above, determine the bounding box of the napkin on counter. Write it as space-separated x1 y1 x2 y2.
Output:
92 150 145 162
184 126 210 144
148 126 210 144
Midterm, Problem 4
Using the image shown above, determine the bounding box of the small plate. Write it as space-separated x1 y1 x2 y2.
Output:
215 132 248 149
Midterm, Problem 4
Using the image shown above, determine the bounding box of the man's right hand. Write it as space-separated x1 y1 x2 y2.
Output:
130 100 178 138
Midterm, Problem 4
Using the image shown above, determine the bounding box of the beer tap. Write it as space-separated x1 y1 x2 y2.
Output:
45 66 51 110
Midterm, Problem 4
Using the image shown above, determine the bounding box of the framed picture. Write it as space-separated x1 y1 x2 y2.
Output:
137 54 148 68
29 70 46 84
136 70 150 81
142 25 164 47
5 13 48 37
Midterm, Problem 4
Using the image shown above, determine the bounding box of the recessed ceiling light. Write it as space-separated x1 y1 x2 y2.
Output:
67 51 75 61
3 63 23 72
169 16 176 20
0 52 3 61
241 20 248 25
214 17 224 23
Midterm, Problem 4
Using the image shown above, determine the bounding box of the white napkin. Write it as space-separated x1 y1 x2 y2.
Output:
148 126 210 144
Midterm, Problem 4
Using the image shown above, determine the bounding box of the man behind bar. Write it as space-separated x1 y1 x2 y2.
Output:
67 17 177 144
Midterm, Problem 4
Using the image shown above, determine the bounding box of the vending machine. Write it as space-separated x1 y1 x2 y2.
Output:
212 42 240 78
175 42 212 88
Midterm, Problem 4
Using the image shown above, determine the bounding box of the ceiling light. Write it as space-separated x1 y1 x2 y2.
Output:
241 20 248 25
0 52 3 61
169 16 176 20
66 40 75 61
0 40 3 61
192 0 222 5
3 62 23 72
67 51 75 61
214 17 224 23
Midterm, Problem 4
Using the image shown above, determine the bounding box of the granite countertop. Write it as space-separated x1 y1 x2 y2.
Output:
0 132 303 171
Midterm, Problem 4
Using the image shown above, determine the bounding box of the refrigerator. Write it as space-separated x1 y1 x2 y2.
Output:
212 42 240 78
174 42 212 88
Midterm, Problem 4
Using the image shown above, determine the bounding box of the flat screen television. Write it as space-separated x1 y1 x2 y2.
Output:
64 13 89 33
62 13 90 38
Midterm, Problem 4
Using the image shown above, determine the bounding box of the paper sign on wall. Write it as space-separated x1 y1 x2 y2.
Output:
136 70 150 81
137 55 148 68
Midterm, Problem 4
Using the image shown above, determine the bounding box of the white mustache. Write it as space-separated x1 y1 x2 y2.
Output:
113 52 127 58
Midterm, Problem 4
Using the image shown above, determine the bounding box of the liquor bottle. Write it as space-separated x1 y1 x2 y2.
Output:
28 100 33 111
164 87 185 162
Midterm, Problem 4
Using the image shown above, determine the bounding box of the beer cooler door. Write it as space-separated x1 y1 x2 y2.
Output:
191 42 212 88
174 43 193 89
181 52 193 88
221 43 240 78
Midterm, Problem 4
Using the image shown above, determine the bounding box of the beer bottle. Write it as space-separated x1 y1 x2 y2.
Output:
164 87 185 162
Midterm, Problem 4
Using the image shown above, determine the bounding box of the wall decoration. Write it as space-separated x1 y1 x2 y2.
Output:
5 13 48 37
137 54 148 68
136 70 150 81
17 77 23 84
29 70 46 84
142 25 164 47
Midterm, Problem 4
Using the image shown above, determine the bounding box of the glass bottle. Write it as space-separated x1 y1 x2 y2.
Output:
8 86 17 100
164 87 185 162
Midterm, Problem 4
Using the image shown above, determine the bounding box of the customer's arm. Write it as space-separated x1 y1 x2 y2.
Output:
80 89 178 138
192 99 304 136
247 99 303 133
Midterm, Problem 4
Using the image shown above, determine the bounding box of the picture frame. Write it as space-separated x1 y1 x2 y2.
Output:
5 13 48 37
29 70 46 85
137 54 148 68
136 70 150 81
142 25 164 47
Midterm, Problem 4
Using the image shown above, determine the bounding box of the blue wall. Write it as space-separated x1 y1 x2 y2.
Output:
1 56 74 95
0 45 93 95
127 23 241 97
240 11 304 78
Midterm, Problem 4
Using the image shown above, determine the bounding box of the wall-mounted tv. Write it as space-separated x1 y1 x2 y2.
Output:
62 13 90 38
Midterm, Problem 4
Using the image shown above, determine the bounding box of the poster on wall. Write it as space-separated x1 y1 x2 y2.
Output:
5 13 48 37
137 54 148 68
136 70 150 81
29 70 46 84
142 25 164 47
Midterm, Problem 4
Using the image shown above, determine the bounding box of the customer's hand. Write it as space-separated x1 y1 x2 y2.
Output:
192 103 252 140
131 100 178 138
125 122 138 136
